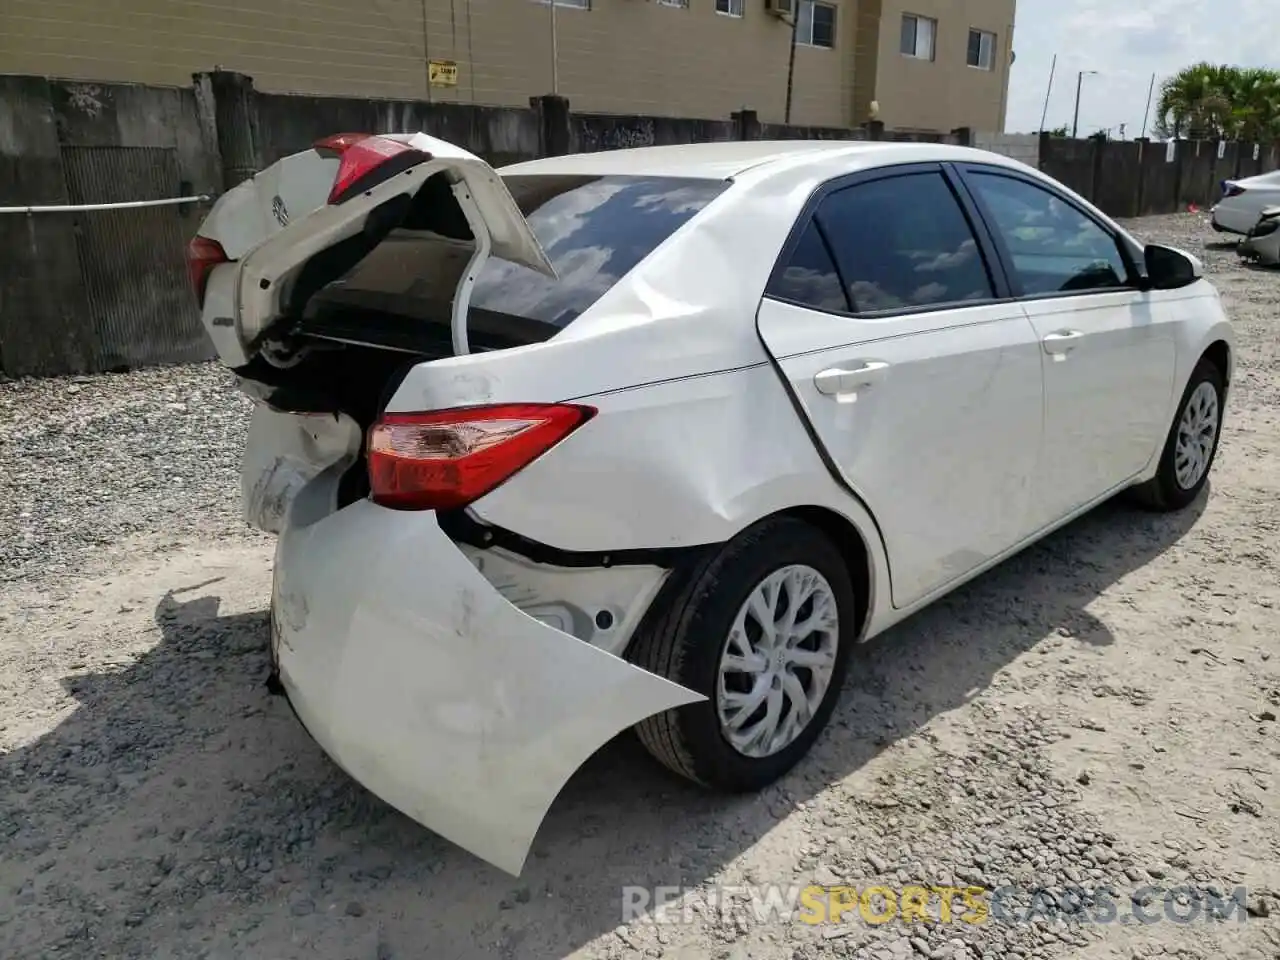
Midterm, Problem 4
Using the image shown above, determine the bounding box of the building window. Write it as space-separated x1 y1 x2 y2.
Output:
900 14 936 60
657 0 688 7
715 0 744 15
797 0 836 49
967 29 996 69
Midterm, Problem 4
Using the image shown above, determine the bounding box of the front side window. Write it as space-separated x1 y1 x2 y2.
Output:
967 29 996 69
813 172 995 312
715 0 744 15
900 14 936 60
965 172 1130 296
797 0 836 48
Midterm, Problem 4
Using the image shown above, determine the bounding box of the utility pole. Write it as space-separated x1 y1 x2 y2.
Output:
1071 70 1097 139
1038 54 1057 134
1140 72 1156 139
784 2 801 124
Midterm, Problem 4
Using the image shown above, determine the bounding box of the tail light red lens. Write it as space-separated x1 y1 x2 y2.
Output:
185 235 229 307
312 132 432 205
367 404 596 511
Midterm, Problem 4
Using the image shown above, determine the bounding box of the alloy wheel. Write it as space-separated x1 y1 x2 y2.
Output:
1174 380 1220 490
715 564 840 759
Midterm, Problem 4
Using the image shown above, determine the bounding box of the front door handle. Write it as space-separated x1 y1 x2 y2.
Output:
1042 329 1083 356
814 360 890 395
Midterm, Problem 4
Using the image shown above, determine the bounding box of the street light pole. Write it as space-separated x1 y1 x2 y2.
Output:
1071 70 1097 138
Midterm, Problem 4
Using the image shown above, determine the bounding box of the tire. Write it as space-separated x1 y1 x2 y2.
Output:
1129 357 1225 512
628 516 857 792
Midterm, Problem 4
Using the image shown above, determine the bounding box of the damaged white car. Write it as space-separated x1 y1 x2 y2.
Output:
188 132 1234 876
1238 205 1280 266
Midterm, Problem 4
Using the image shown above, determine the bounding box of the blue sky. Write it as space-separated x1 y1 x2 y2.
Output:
1004 0 1278 135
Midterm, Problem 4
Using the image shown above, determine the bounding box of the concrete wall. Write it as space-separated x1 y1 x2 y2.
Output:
255 94 542 168
0 76 220 377
973 131 1038 166
0 0 1012 132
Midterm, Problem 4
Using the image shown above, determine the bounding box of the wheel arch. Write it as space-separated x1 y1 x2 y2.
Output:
778 505 875 642
1201 339 1231 385
618 502 879 665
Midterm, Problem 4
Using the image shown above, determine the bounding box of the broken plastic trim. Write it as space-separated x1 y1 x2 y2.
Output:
437 508 718 569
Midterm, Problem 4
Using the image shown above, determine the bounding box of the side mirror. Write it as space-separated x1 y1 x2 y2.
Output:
1143 244 1202 289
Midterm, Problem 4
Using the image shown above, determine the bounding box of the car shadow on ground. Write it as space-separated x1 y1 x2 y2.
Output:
1 493 1206 959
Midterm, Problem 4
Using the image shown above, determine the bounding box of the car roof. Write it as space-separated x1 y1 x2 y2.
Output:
498 140 1027 181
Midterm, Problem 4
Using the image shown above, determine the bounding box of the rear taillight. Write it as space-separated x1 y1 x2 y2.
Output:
185 235 228 307
312 133 432 205
1223 182 1246 198
367 404 596 511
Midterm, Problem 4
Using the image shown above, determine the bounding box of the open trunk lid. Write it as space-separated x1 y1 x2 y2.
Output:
191 132 555 369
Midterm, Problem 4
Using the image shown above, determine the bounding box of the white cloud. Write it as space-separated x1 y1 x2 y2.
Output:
1005 0 1278 134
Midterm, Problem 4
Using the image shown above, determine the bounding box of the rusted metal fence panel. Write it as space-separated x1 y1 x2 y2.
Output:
61 146 213 371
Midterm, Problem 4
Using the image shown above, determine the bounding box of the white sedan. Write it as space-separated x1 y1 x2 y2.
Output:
1210 169 1280 235
188 133 1234 876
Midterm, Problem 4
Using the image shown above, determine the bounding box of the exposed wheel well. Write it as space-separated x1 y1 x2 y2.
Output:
1202 340 1231 385
779 506 874 640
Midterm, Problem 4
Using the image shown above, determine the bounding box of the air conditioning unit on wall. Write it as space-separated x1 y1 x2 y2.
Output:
766 0 795 18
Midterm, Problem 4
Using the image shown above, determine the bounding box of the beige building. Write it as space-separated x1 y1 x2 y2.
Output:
0 0 1014 133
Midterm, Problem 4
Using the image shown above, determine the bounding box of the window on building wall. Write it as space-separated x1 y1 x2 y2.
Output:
797 0 836 48
900 14 936 60
715 0 744 16
967 29 996 69
657 0 689 8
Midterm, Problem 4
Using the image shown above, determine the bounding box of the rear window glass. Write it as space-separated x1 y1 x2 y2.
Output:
472 174 729 327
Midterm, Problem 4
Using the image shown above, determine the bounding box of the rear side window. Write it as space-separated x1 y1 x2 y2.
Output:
812 172 995 313
768 222 850 312
472 175 728 327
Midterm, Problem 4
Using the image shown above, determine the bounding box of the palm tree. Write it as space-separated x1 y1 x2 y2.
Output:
1156 63 1280 141
1224 68 1280 142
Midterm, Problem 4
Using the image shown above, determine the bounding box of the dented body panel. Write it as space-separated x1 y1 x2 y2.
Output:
241 405 362 534
271 500 703 875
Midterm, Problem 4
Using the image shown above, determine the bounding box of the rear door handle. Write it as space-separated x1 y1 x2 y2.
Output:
814 360 890 395
1042 329 1083 356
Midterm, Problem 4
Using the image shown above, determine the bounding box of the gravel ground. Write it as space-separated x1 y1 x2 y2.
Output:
1 213 1278 960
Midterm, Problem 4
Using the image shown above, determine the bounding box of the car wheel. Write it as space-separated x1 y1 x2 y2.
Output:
628 516 856 792
1129 357 1225 512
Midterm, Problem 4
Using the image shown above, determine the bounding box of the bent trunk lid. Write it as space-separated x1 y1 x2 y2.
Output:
196 132 555 367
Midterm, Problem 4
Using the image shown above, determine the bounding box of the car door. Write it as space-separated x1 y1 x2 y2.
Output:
954 165 1178 529
756 164 1045 610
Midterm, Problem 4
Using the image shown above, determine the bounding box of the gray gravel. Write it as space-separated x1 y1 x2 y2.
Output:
0 364 257 583
1 213 1278 960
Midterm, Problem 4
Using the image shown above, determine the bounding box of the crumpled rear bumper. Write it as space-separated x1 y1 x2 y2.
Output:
270 499 703 875
1239 219 1280 266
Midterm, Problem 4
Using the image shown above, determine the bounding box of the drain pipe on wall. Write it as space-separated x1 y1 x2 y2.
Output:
783 8 799 124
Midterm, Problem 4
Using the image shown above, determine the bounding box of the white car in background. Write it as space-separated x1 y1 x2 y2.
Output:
1210 169 1280 235
188 132 1234 876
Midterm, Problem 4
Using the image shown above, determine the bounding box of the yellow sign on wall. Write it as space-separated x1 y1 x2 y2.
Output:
429 60 458 87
